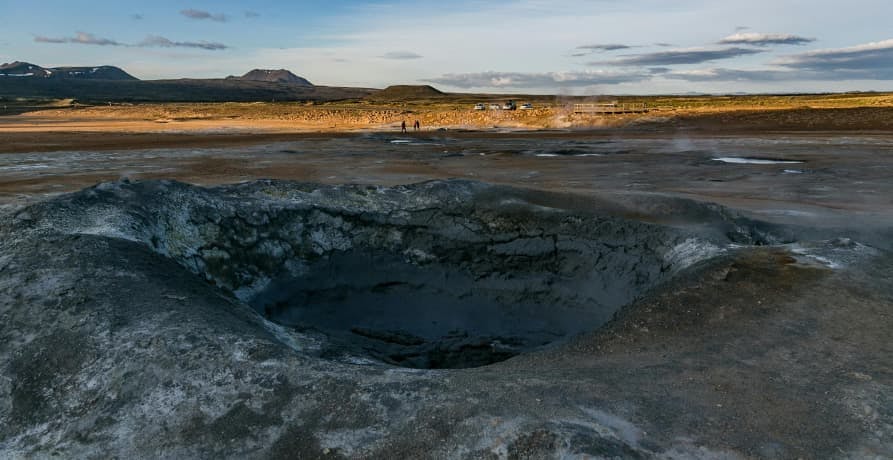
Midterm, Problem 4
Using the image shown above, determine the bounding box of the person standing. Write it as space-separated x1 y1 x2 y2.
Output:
401 120 407 133
414 120 420 131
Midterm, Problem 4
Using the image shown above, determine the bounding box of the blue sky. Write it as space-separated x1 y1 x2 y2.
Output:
3 0 893 94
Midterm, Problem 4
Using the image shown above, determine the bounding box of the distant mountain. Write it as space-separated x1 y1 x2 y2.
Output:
0 62 52 78
49 66 137 81
367 85 445 101
0 78 373 103
0 61 379 102
228 69 313 86
0 61 137 81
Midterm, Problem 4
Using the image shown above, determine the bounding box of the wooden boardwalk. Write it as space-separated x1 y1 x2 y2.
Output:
573 102 648 114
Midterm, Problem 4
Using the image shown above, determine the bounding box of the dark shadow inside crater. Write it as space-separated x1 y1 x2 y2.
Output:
250 249 641 370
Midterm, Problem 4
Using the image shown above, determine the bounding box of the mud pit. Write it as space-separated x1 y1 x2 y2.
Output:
22 179 750 369
2 177 891 459
188 190 693 370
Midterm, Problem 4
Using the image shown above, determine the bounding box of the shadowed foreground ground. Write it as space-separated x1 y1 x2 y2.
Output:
1 178 890 458
0 111 891 458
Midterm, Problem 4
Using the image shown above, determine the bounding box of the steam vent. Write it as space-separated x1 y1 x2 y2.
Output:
1 179 891 458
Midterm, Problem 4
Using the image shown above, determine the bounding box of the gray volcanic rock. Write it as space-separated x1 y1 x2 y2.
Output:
1 179 890 458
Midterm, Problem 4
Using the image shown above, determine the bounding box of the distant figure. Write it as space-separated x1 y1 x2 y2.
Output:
414 120 420 131
401 120 407 133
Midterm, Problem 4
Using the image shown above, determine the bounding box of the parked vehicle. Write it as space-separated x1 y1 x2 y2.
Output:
520 103 533 110
473 103 486 110
489 104 501 110
502 100 517 110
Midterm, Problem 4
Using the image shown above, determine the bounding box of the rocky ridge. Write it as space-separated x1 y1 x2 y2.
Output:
0 61 137 80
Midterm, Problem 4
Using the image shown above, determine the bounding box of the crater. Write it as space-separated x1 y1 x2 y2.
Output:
27 179 775 369
202 202 690 369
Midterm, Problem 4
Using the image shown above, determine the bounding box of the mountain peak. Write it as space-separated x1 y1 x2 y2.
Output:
50 65 138 81
234 69 313 86
0 62 137 80
0 61 52 77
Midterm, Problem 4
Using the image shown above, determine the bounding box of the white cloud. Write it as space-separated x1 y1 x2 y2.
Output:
595 47 765 66
774 38 893 70
577 44 633 52
426 70 652 89
35 32 123 46
380 51 423 60
180 9 227 22
719 33 815 46
139 36 229 51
